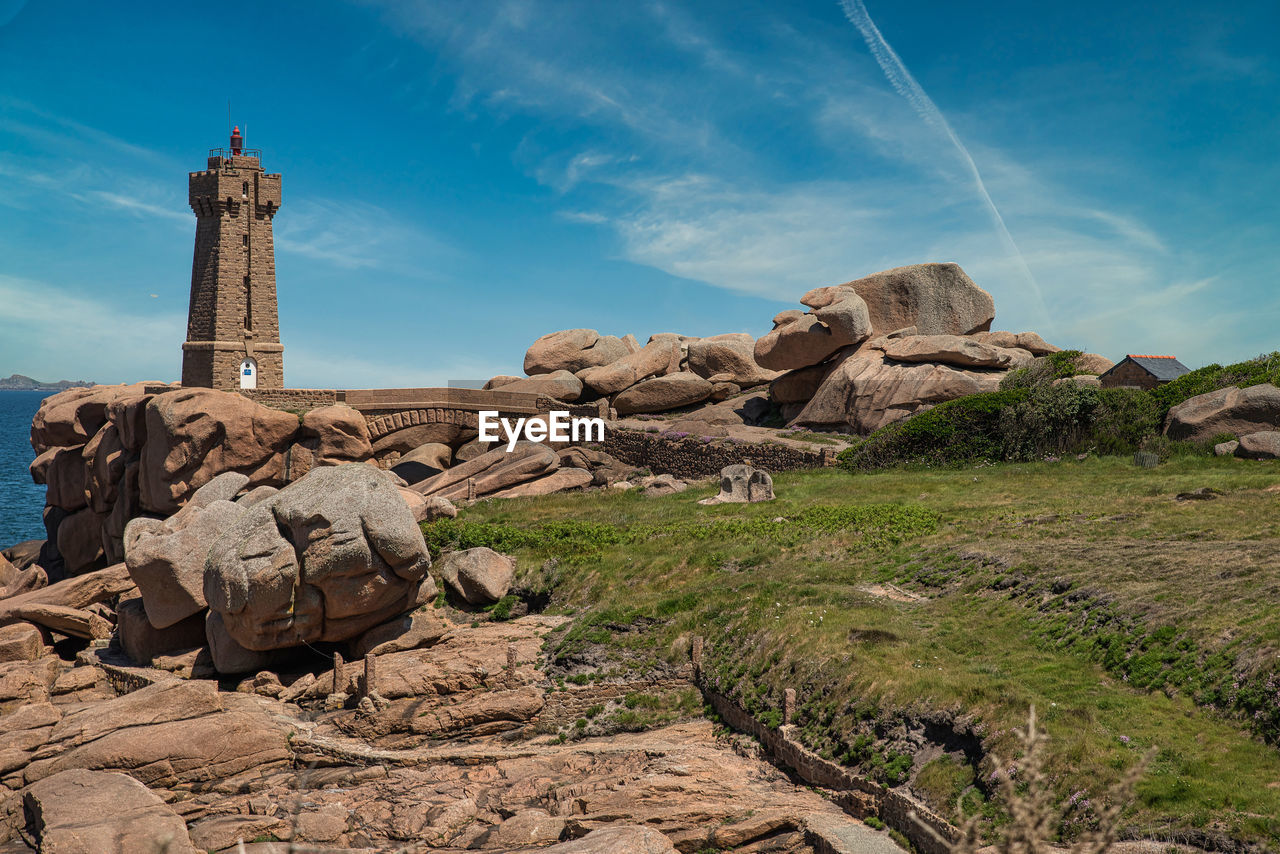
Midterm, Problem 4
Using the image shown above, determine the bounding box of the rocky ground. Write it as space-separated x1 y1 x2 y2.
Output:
0 609 902 854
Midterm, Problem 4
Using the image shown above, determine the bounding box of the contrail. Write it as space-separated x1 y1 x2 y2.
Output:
838 0 1051 329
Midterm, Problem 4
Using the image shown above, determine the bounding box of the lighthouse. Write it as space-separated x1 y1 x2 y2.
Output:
181 126 285 390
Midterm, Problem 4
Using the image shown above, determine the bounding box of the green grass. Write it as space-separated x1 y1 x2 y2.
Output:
424 455 1280 845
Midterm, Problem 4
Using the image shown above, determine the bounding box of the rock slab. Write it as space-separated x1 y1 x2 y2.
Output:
19 769 199 853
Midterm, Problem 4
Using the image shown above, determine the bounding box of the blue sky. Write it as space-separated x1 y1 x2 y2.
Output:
0 0 1276 387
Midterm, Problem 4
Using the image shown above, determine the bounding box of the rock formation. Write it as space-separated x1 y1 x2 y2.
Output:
699 465 775 505
437 547 514 605
1164 383 1280 442
487 261 1067 437
204 464 434 654
28 385 386 580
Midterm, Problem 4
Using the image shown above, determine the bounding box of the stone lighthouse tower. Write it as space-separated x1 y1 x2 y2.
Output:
181 126 284 390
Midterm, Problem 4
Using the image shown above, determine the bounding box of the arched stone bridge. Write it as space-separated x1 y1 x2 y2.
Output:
237 386 609 442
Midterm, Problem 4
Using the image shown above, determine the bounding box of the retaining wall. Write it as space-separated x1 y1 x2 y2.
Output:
599 427 837 480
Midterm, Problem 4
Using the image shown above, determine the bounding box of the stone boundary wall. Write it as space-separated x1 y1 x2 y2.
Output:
686 636 958 854
599 427 837 480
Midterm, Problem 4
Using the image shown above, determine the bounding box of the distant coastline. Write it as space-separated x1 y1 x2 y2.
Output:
0 374 96 392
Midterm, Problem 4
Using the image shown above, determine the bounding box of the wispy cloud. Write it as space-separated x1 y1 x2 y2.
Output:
285 342 512 389
837 0 1049 330
0 96 170 164
72 190 188 224
273 198 458 276
0 275 184 383
361 0 1236 360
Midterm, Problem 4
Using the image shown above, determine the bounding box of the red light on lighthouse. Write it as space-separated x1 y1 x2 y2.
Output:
230 125 243 156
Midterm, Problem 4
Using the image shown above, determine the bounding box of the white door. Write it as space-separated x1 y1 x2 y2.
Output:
239 358 258 389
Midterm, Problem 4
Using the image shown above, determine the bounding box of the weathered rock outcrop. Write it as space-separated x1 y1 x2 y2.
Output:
524 329 630 375
841 262 994 336
1165 384 1280 442
437 547 515 605
489 466 593 498
578 337 680 396
0 623 45 663
205 464 434 652
486 262 1067 440
19 680 291 788
542 825 679 854
18 769 199 854
686 333 779 388
496 370 584 402
415 443 562 501
139 388 300 516
614 373 713 415
115 596 208 666
124 472 249 628
0 563 133 629
398 490 458 524
1235 431 1280 460
30 383 155 455
795 347 1004 434
391 441 453 485
755 313 861 372
882 334 1032 369
1073 353 1116 376
287 404 373 478
698 465 775 505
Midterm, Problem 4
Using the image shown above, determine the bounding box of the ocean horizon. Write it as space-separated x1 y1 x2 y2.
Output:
0 390 51 549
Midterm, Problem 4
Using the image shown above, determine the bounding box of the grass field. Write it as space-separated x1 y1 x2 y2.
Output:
423 455 1280 846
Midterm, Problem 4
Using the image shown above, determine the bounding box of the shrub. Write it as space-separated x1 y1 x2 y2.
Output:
1000 350 1086 390
1091 388 1162 455
839 389 1029 470
997 383 1100 461
487 594 519 621
1150 351 1280 412
839 382 1163 472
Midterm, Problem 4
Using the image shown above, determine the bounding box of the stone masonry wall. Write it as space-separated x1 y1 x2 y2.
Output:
599 427 837 480
698 681 958 854
237 388 340 410
1100 360 1158 391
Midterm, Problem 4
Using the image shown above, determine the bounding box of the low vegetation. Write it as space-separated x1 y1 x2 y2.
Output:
426 456 1280 847
1151 350 1280 411
837 383 1162 471
835 350 1280 473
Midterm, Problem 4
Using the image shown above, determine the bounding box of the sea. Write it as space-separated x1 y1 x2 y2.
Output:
0 390 51 549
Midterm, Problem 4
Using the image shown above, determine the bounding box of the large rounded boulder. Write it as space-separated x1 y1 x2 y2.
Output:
841 262 994 337
1165 384 1280 442
578 337 681 396
139 388 300 516
794 348 1004 434
524 329 630 375
124 472 250 629
687 334 779 387
754 289 873 372
30 383 155 455
203 464 433 651
614 373 713 415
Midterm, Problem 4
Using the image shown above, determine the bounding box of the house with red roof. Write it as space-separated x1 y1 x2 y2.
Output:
1098 355 1191 390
